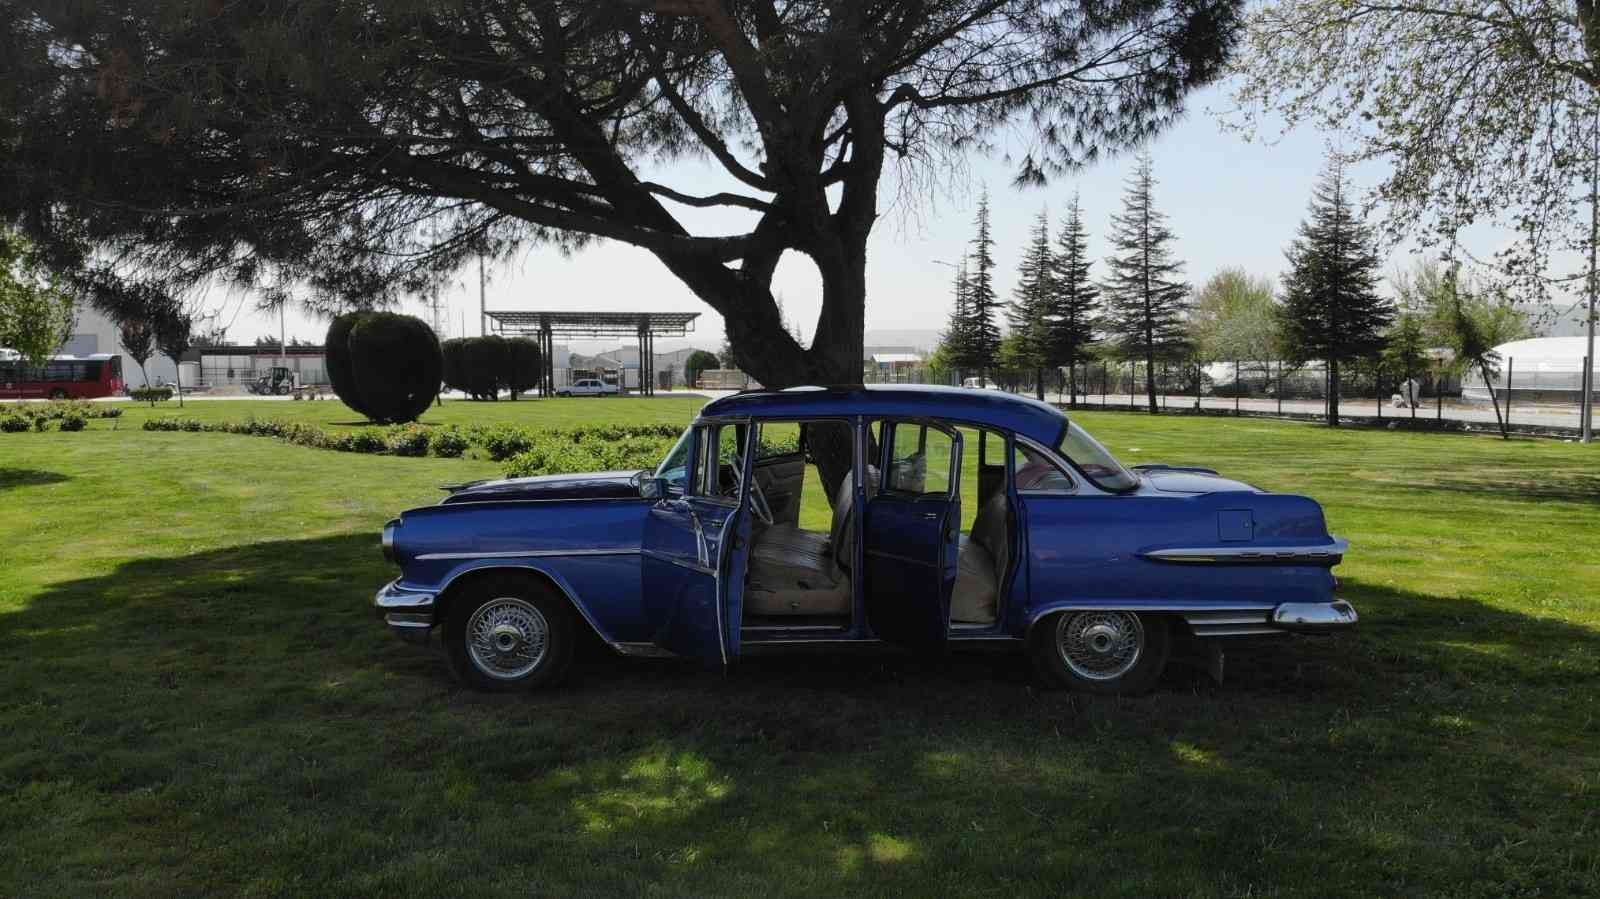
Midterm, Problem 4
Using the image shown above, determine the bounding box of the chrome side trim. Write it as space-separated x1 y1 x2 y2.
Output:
374 581 435 611
641 547 717 577
611 641 678 658
416 548 641 562
1141 538 1348 565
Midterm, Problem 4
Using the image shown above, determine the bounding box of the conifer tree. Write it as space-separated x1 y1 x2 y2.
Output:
966 192 1003 383
1048 193 1100 402
1102 153 1190 412
1279 158 1393 426
1007 210 1055 399
940 259 974 381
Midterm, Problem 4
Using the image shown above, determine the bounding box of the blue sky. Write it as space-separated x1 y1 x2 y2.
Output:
240 80 1516 350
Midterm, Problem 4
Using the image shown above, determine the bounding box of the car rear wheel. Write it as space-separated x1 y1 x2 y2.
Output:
1029 610 1170 695
444 574 575 691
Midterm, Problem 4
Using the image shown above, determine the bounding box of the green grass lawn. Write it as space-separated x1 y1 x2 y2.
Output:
2 410 1598 896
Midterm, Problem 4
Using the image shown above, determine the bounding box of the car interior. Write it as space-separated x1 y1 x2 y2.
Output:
739 418 1016 632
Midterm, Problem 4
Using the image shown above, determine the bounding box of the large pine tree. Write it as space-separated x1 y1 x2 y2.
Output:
1048 193 1100 402
1007 210 1055 399
1279 159 1393 426
966 192 1004 382
1102 153 1190 413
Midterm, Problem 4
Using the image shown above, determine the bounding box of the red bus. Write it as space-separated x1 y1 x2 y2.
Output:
0 353 125 400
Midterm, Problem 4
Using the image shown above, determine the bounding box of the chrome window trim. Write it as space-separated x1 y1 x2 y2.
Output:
1012 435 1090 496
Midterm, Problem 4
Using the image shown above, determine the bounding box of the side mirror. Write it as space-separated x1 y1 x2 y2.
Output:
638 476 670 501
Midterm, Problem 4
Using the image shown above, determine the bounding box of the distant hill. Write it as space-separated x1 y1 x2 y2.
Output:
863 329 940 352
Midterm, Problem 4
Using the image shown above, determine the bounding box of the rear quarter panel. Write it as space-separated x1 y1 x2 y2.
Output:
1015 491 1337 632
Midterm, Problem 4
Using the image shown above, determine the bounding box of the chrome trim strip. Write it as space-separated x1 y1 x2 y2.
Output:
383 613 432 628
415 548 641 562
610 641 679 658
374 582 435 611
641 547 716 577
1141 538 1349 565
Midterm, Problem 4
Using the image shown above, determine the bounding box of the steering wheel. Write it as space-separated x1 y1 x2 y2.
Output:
748 476 775 526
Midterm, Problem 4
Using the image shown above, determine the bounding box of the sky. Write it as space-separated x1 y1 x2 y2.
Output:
212 79 1550 353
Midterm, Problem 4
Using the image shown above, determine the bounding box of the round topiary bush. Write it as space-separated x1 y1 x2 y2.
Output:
324 312 374 419
441 337 468 397
460 335 509 401
506 338 542 399
325 311 442 424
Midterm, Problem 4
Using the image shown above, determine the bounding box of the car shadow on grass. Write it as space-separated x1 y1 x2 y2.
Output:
4 538 1598 895
0 467 69 491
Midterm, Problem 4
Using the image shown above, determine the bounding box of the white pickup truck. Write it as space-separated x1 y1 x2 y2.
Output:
557 378 620 397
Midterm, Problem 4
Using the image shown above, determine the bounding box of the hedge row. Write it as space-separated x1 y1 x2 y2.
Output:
138 418 683 476
3 401 123 421
0 401 121 433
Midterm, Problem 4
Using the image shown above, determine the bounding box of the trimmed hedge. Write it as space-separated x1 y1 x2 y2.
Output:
0 401 121 433
138 418 682 476
325 311 443 423
442 335 541 400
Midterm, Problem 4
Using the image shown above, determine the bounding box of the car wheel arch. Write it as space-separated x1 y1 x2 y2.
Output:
434 564 613 647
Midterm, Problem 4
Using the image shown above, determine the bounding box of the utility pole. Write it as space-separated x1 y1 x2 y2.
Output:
1584 109 1599 442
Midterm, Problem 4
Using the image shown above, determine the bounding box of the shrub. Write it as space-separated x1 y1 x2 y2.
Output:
506 338 541 399
32 415 51 432
385 423 432 456
441 337 468 396
479 426 534 461
0 415 28 433
460 335 510 401
58 413 86 432
348 430 387 453
324 312 372 419
431 428 470 458
130 386 174 405
343 312 443 423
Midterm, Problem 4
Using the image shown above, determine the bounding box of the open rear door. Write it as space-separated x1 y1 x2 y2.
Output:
862 420 961 650
641 421 752 663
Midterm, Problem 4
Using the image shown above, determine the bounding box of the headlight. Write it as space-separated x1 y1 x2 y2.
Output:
381 518 400 564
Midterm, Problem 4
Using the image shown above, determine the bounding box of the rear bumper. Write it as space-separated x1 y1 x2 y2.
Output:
1271 600 1358 632
374 580 435 645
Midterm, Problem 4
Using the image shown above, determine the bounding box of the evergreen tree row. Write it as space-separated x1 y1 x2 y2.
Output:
940 152 1401 424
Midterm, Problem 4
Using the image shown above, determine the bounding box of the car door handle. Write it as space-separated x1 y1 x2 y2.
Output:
920 512 940 520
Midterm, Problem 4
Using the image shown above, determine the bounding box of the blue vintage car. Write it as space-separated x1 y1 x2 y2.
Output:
375 385 1355 693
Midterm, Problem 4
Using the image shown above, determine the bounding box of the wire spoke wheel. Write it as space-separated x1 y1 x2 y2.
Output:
1056 611 1145 682
466 597 550 681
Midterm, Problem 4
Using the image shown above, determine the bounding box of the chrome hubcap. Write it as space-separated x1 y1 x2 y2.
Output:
466 598 549 680
1057 611 1144 682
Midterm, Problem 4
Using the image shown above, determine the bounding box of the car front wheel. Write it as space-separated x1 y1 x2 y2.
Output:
444 575 575 691
1030 610 1170 695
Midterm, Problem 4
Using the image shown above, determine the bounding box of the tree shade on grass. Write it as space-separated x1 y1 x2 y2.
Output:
1 415 1598 895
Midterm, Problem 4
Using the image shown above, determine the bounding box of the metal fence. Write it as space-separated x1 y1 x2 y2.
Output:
861 357 1596 435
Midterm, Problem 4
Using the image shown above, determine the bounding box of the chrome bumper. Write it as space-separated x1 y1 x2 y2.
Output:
374 580 436 645
1271 600 1358 633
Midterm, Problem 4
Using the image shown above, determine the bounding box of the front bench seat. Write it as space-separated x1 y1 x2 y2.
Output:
746 468 878 616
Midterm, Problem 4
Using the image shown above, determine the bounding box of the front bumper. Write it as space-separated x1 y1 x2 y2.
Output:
374 580 436 645
1271 599 1358 633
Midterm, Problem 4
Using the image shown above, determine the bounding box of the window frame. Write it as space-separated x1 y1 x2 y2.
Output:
877 418 960 501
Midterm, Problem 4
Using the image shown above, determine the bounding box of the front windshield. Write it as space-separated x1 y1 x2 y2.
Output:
654 426 694 492
1057 422 1139 492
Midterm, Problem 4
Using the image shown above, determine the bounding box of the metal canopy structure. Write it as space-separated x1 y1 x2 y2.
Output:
485 310 701 396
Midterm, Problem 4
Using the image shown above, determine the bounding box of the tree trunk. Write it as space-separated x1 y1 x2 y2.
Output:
172 356 184 408
1327 358 1340 426
1144 348 1158 413
1034 366 1045 401
1481 360 1509 439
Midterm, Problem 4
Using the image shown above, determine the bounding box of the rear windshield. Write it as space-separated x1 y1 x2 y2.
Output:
1056 422 1138 492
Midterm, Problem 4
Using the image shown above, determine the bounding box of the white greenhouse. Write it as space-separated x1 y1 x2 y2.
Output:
1461 337 1599 404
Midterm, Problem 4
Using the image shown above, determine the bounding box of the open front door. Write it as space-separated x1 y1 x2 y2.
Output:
863 420 961 650
641 421 752 663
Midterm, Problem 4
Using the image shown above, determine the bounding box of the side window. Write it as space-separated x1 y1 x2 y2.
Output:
1014 442 1075 492
884 423 953 497
692 424 744 498
755 421 802 460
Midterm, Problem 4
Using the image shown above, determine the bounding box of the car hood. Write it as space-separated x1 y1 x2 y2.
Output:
1136 465 1259 494
440 470 643 504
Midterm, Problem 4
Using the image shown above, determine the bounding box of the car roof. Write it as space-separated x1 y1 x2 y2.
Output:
699 384 1069 446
